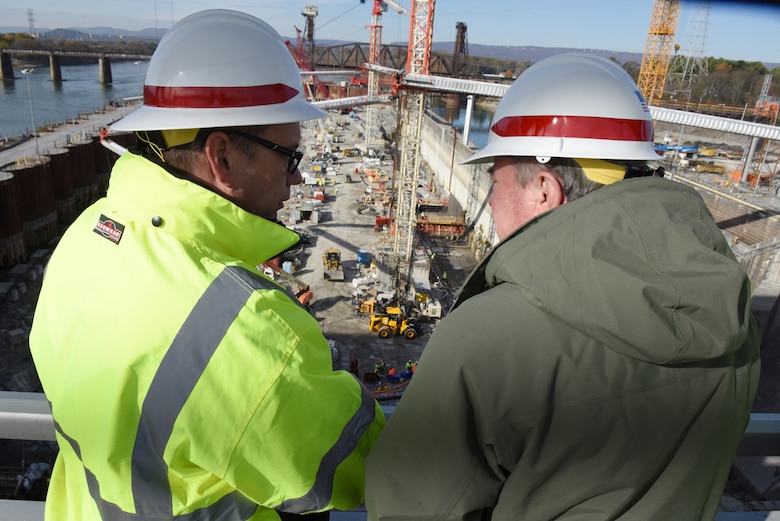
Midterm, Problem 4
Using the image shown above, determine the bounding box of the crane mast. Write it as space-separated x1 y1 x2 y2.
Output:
366 1 409 147
391 0 435 296
365 1 384 146
637 0 681 106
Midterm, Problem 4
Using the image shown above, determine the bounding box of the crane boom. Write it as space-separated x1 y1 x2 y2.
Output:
383 0 410 15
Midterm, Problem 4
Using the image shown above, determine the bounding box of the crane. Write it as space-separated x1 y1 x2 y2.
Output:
452 22 469 79
365 1 411 147
637 0 681 106
390 0 435 300
285 6 332 102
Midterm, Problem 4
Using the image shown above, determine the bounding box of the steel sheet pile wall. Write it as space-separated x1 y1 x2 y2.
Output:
0 132 129 269
91 137 112 196
0 172 25 267
109 132 136 149
47 147 76 225
67 141 98 212
8 158 58 250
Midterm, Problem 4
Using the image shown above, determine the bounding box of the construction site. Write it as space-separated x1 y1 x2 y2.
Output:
1 0 780 517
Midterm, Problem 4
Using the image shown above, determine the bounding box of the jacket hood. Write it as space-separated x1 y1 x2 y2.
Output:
473 177 752 364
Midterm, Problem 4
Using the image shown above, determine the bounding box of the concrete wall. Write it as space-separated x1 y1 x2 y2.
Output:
419 113 496 260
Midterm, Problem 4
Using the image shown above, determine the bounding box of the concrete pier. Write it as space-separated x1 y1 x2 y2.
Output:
99 57 112 84
0 53 14 81
48 54 62 82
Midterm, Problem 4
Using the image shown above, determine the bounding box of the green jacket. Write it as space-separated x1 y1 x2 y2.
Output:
366 177 760 521
31 153 385 520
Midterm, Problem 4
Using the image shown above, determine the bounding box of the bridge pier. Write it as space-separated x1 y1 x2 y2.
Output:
98 57 112 84
0 53 14 81
49 54 62 82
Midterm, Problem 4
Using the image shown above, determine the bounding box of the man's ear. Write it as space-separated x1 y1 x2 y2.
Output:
202 131 235 190
537 170 566 209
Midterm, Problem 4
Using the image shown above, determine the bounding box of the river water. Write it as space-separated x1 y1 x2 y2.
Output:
0 60 148 141
430 99 492 149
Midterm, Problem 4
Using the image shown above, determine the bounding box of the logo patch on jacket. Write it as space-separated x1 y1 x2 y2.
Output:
94 215 125 244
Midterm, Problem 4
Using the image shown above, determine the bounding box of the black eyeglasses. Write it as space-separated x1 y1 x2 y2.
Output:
226 130 303 174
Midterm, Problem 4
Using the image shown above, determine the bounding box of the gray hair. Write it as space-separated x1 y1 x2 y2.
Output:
513 157 603 202
163 126 264 171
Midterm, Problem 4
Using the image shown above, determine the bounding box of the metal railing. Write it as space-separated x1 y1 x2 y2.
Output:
1 392 779 520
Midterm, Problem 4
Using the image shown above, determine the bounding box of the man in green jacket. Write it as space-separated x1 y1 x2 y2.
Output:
30 10 384 521
365 53 760 520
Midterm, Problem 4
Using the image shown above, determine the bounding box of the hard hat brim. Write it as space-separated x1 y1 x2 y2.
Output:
111 101 327 132
460 136 663 166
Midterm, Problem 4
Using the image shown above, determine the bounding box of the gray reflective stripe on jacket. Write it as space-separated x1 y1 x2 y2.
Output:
276 385 377 513
53 265 348 520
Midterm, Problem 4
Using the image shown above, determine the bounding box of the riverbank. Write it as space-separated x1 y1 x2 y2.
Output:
0 100 140 170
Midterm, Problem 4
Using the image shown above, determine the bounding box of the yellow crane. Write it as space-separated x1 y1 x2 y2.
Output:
637 0 681 106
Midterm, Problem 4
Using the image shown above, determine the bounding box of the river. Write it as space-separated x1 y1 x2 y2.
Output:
429 97 492 149
0 60 148 141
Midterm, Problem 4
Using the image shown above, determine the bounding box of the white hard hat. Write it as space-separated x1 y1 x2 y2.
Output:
111 9 326 134
462 53 661 165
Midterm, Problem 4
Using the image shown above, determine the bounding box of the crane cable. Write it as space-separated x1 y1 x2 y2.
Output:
318 2 364 32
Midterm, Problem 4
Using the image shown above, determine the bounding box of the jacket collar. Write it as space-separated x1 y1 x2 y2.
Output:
106 152 300 266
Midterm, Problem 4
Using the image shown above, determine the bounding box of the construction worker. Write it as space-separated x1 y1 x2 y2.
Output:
30 10 384 521
366 53 760 521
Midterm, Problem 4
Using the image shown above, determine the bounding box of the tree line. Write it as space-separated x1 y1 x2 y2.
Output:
467 54 779 114
3 32 778 115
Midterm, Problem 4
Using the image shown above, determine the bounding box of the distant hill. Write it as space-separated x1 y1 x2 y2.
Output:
0 26 163 42
432 42 645 66
1 26 776 69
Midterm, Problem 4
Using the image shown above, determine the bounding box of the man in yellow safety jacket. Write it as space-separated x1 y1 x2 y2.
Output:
30 10 384 521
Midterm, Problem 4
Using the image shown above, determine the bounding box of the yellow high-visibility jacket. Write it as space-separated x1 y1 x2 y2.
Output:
30 153 385 521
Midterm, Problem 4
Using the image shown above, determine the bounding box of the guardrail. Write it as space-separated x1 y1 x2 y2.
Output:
1 393 778 520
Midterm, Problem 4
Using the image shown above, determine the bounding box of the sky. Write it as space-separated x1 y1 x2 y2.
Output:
3 0 780 64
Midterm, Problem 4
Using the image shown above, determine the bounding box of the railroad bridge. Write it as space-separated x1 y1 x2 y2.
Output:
0 42 457 84
0 49 152 84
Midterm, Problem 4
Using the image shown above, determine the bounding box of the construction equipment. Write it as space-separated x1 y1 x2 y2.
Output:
637 0 681 106
368 306 418 339
261 261 314 305
354 297 378 316
322 247 345 281
416 297 442 319
364 0 410 147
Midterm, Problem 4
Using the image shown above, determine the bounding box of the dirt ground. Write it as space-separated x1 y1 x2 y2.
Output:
278 112 477 398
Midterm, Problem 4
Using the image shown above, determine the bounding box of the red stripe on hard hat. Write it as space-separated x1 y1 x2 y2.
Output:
144 84 299 108
491 115 653 141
